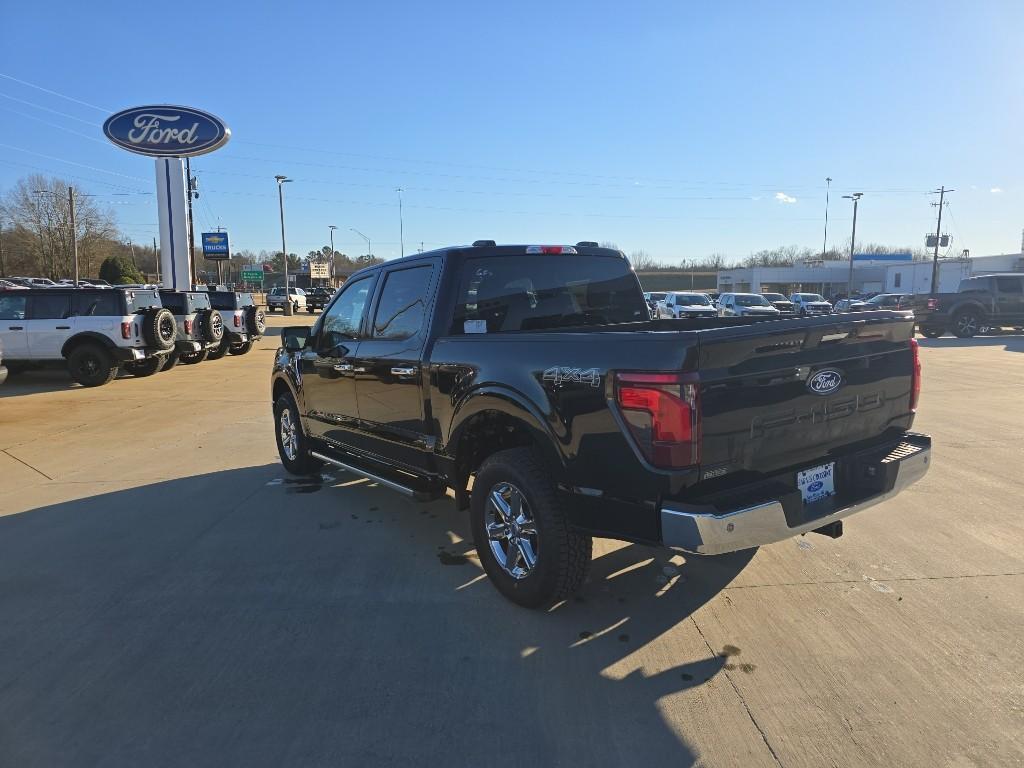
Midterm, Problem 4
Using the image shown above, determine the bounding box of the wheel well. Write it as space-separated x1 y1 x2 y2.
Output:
272 377 293 406
61 333 113 358
454 410 546 496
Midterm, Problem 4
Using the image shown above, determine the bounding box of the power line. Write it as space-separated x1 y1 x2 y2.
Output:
0 91 100 126
0 72 110 113
0 144 148 182
0 106 109 145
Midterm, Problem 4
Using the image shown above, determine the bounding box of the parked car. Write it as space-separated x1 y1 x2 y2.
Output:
267 286 307 313
656 291 717 319
205 290 267 358
270 242 930 608
306 286 336 313
718 292 782 317
0 279 28 290
158 290 225 368
911 274 1024 338
761 293 797 314
642 292 667 318
835 293 912 313
0 286 175 385
789 293 833 316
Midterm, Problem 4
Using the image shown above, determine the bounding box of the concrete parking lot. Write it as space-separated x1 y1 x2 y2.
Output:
1 323 1022 767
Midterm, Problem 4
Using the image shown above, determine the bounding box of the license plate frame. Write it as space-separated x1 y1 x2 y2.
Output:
797 462 836 505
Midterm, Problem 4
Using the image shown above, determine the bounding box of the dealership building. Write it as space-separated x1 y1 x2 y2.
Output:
716 252 1024 298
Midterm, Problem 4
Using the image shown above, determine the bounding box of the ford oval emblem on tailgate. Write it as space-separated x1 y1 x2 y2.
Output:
807 369 843 396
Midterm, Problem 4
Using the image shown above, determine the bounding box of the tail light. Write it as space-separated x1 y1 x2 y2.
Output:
234 312 242 328
615 372 701 469
909 339 921 412
926 298 938 311
184 319 193 334
120 322 132 339
525 245 578 255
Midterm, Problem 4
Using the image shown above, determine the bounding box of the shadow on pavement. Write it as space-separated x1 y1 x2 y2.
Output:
918 333 1024 352
0 465 755 767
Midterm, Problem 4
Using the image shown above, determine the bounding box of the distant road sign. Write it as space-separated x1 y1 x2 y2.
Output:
241 268 264 282
310 262 330 278
202 231 230 260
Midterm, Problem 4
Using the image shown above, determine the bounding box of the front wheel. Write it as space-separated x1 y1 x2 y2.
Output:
274 393 323 475
470 448 592 609
919 325 944 339
952 310 982 338
67 343 118 387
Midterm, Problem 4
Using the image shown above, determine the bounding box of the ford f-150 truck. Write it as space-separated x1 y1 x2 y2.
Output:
271 242 930 608
911 274 1024 338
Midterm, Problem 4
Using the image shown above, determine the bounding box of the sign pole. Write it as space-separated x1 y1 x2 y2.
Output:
155 158 192 291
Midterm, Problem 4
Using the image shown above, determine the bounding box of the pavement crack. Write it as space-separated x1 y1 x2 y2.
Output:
1 449 53 480
689 615 785 767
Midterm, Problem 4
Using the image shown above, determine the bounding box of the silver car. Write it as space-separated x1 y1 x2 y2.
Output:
718 293 782 317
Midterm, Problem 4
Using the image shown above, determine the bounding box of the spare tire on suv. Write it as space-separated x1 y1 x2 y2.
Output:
143 308 177 351
198 309 225 343
246 305 267 335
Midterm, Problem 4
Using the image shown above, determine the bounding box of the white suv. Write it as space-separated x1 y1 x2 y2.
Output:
0 287 176 386
656 291 718 319
718 293 782 317
206 290 267 358
789 293 833 316
267 286 307 313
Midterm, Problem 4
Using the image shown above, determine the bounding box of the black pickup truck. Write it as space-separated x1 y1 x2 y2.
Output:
912 273 1024 338
271 242 930 608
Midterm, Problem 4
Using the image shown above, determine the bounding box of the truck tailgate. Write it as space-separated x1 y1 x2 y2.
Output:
696 312 916 475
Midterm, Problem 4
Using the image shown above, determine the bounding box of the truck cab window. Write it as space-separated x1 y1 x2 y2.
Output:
373 265 433 340
320 276 374 351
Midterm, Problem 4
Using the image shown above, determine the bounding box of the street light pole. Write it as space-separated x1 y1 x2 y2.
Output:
275 175 293 316
350 227 371 261
842 193 863 299
822 177 832 259
396 187 404 258
328 224 338 287
68 186 79 288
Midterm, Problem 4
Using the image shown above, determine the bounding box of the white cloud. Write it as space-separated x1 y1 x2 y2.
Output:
990 187 1003 194
775 192 796 204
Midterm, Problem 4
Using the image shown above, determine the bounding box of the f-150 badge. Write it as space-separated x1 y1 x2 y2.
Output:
543 367 601 388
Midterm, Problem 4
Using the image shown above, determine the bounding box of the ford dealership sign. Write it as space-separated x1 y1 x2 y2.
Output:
102 105 230 157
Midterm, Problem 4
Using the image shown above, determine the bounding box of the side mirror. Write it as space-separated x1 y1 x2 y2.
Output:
282 326 310 352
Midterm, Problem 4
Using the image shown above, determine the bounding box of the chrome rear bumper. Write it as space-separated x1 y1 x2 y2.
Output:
661 435 931 555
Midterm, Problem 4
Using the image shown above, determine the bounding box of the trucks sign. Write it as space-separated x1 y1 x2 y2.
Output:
201 232 230 260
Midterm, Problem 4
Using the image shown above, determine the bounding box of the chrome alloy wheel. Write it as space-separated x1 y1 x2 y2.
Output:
956 314 978 335
279 407 298 461
485 482 539 579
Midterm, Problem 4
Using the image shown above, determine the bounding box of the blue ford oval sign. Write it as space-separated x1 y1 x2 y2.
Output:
102 105 230 158
807 369 843 396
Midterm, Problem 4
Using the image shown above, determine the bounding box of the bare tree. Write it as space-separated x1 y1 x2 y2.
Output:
628 249 660 271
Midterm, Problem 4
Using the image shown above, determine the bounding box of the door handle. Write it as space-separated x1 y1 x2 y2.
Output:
333 363 354 372
8 326 24 331
56 326 71 330
391 367 417 377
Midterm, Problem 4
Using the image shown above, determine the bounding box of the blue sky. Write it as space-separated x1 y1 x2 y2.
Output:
1 0 1021 263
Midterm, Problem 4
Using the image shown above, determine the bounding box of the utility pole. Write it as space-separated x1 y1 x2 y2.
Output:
185 158 197 287
396 187 405 257
822 177 832 259
929 186 953 296
0 216 5 276
842 193 863 298
67 186 79 287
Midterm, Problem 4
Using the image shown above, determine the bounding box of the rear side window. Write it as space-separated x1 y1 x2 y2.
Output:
373 265 434 339
207 292 236 310
0 294 27 320
160 293 185 313
996 277 1023 293
31 293 71 319
451 255 646 334
73 292 120 317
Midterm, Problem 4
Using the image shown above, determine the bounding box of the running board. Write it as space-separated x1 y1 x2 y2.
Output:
310 451 436 501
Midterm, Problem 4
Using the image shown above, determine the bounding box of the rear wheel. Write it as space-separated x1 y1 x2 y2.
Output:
229 340 254 355
161 353 179 371
919 325 944 339
124 357 162 377
274 392 323 475
206 339 230 360
67 343 118 387
952 309 982 338
179 349 209 365
470 447 592 609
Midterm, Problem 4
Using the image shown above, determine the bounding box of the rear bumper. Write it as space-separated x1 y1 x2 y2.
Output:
661 433 931 555
111 347 163 362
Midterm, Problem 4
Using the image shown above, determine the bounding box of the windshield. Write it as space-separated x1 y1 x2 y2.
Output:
648 292 666 301
796 294 826 302
762 293 786 302
452 254 647 333
734 294 770 307
674 293 710 305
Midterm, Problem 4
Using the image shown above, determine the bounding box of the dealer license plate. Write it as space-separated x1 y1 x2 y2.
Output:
797 462 835 505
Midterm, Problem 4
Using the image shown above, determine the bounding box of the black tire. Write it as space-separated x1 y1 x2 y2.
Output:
293 302 300 314
206 339 231 360
470 447 592 609
161 353 179 371
179 349 209 365
124 357 163 377
143 308 177 351
952 309 982 338
919 325 944 339
246 306 267 335
308 306 316 313
67 343 118 387
274 392 324 475
199 310 225 343
229 340 254 355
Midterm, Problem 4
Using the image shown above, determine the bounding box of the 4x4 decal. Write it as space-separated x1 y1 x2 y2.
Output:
542 366 601 388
